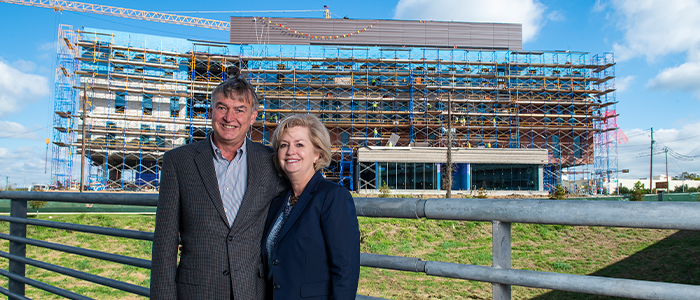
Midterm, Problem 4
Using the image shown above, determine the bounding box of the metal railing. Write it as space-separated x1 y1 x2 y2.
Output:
0 191 156 300
0 191 699 300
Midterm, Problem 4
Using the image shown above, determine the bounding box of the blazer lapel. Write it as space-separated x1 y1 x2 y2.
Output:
276 171 323 241
194 137 229 226
231 139 268 233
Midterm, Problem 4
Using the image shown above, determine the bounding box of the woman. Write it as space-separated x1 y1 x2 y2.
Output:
263 114 360 300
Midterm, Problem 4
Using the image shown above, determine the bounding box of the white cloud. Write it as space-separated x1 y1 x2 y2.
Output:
36 41 58 61
11 59 37 73
546 10 565 22
393 0 546 43
39 41 57 52
0 121 42 140
615 75 635 92
0 58 50 119
593 0 607 12
618 122 700 180
0 146 51 188
646 59 700 99
610 0 700 62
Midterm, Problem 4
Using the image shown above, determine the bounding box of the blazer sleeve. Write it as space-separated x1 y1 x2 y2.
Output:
150 151 180 299
320 185 361 300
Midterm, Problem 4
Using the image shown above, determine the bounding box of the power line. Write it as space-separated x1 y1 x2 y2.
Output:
654 132 700 143
0 126 48 140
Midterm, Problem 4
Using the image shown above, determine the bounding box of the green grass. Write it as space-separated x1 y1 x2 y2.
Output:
0 214 154 300
358 218 700 300
1 214 698 299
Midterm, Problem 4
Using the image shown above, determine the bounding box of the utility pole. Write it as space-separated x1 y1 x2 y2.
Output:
445 93 453 199
665 147 669 193
649 128 653 194
5 176 8 191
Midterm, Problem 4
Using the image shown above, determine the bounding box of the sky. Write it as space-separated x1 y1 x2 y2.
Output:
0 0 699 188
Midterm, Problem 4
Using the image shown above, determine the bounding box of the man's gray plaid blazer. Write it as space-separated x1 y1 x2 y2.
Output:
150 137 286 300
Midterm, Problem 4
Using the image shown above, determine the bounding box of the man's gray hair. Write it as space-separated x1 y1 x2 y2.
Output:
211 74 259 111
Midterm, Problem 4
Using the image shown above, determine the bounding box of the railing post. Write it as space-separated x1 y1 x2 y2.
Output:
492 221 511 300
9 199 27 296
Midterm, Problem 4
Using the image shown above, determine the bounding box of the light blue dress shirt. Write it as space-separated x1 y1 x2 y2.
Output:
211 137 248 227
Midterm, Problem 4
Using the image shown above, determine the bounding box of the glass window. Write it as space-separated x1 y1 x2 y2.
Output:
143 94 153 115
115 92 126 113
170 97 179 117
359 162 377 190
471 164 538 190
425 163 435 189
140 124 151 143
415 163 425 190
552 135 561 158
574 135 582 158
341 132 349 146
406 162 415 190
396 163 407 189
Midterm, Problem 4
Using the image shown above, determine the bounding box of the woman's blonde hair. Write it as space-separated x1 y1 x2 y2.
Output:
271 114 332 176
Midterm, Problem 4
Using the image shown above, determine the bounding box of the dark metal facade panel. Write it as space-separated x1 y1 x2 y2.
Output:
230 17 522 50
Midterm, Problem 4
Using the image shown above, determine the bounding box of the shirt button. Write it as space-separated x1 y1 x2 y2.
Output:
228 236 233 241
223 270 230 276
272 259 279 265
226 187 230 191
273 283 281 290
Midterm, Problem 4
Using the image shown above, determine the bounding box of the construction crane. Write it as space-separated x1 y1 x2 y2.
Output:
0 0 331 30
0 0 230 30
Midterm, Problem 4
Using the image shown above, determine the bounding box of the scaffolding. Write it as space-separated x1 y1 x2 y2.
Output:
51 24 79 189
51 27 617 193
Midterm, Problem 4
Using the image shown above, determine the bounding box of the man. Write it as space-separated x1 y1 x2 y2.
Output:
151 75 286 299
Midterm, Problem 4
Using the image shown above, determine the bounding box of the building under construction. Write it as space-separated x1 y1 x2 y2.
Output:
51 17 618 193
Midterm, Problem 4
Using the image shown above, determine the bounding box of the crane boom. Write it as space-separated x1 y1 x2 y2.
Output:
0 0 230 30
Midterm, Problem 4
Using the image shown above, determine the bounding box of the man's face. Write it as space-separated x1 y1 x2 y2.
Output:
210 92 257 148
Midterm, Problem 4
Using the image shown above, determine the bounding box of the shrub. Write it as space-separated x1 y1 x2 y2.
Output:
618 186 631 195
630 181 645 201
378 181 391 198
549 184 567 200
474 188 488 199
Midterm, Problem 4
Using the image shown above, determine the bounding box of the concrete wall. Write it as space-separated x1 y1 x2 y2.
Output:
231 17 522 50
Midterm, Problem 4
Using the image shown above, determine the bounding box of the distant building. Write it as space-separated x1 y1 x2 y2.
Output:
50 17 617 193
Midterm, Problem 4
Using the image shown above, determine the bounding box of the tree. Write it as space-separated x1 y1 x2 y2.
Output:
630 181 646 201
28 201 48 217
672 172 700 181
618 185 631 195
549 184 567 200
378 181 391 198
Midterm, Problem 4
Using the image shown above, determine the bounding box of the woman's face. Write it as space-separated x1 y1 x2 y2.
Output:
277 126 320 181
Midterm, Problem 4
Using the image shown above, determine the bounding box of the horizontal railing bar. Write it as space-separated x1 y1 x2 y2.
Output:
0 233 151 269
361 253 426 272
0 191 158 206
426 261 700 300
0 216 153 241
0 251 149 297
355 198 700 230
361 253 700 300
0 285 31 300
354 198 426 219
355 295 390 300
0 268 93 300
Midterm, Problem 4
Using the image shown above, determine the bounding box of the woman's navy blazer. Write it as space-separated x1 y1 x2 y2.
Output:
262 171 360 300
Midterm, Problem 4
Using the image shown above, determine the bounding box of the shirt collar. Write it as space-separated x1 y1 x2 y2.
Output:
211 137 247 163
